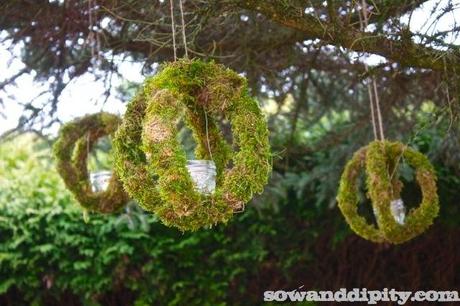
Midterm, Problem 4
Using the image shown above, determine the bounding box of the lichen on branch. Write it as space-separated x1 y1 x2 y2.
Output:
231 0 459 73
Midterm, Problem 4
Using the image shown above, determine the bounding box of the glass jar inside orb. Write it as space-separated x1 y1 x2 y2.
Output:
372 198 406 225
186 160 216 194
90 171 112 193
390 198 406 225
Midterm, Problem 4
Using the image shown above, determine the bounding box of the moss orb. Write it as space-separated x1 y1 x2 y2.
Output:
113 59 272 231
54 112 129 213
337 140 439 244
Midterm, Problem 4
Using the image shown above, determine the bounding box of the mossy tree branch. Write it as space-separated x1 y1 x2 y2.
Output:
232 0 459 73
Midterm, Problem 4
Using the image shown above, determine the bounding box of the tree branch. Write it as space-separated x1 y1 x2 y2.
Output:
232 0 459 73
349 0 429 25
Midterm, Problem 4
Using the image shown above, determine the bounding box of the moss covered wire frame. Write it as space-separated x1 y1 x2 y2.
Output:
337 140 439 244
113 59 271 231
53 112 129 213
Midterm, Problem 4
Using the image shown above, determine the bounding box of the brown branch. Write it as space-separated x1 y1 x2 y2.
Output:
349 0 430 25
232 0 460 73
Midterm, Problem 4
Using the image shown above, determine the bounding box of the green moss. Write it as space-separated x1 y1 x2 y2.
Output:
337 140 439 244
337 147 385 243
53 113 129 213
113 59 272 231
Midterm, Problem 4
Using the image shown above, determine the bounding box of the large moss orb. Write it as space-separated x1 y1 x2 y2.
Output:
113 59 272 231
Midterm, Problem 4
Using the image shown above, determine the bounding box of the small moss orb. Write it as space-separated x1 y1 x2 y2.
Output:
53 112 129 213
337 140 439 244
113 59 272 231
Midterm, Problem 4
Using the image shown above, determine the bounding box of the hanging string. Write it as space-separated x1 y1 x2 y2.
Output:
362 0 384 140
372 78 385 140
178 0 189 58
169 0 177 61
357 1 377 139
179 0 211 159
87 0 101 64
204 108 214 161
367 75 378 140
358 0 385 141
170 0 212 160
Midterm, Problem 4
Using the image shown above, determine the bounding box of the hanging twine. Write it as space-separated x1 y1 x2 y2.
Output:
372 78 385 140
179 0 189 58
169 0 177 61
169 0 188 60
366 69 378 140
179 0 210 159
169 0 212 159
204 107 214 161
358 0 385 141
87 0 102 64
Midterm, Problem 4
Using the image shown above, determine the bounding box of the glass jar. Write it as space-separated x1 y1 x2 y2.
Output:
373 198 407 225
390 198 406 225
90 170 112 193
186 160 216 194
